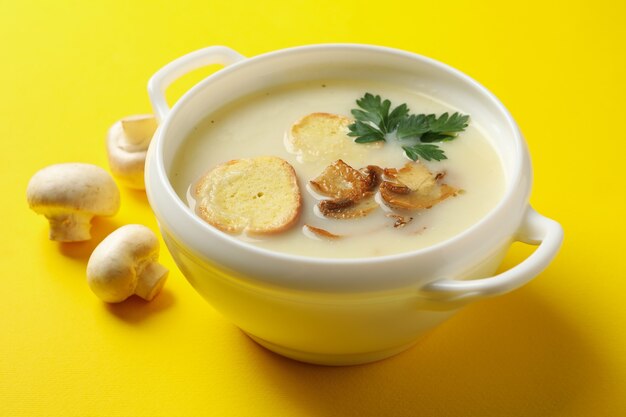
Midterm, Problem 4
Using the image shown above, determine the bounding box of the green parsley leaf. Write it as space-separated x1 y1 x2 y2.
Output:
427 112 469 133
420 131 457 142
347 120 385 142
396 114 431 139
353 93 390 131
387 103 410 132
349 93 470 162
397 112 469 142
402 144 448 162
422 112 469 142
349 93 410 137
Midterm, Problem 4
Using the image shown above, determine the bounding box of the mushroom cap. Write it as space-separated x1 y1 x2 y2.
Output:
26 163 120 215
106 124 148 189
105 114 157 190
86 224 163 303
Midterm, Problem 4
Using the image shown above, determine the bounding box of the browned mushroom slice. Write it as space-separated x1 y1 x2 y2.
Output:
318 198 354 211
359 165 384 191
384 162 437 194
303 224 342 240
381 181 411 195
386 213 414 228
381 183 458 210
310 159 370 199
380 162 458 210
318 193 379 219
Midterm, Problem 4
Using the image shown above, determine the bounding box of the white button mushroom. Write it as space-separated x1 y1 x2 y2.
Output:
106 114 157 189
26 163 121 242
87 224 168 303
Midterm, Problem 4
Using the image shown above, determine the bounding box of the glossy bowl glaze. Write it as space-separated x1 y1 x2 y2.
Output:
145 44 563 365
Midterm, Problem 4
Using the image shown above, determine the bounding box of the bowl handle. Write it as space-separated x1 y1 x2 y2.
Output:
419 206 563 306
148 46 246 121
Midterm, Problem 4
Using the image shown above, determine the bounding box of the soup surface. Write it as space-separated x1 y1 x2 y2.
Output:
171 79 505 258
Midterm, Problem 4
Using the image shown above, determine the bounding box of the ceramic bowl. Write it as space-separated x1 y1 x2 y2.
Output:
145 44 563 365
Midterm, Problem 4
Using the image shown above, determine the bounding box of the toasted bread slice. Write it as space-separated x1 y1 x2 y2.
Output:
287 113 381 163
193 156 302 235
381 162 458 210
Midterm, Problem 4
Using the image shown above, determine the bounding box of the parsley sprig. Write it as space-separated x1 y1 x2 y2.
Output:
348 94 409 143
347 93 469 161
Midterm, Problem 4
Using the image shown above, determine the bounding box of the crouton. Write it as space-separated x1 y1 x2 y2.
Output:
287 113 381 163
193 156 302 235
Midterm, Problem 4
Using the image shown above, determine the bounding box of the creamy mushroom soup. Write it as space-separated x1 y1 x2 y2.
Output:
170 79 505 258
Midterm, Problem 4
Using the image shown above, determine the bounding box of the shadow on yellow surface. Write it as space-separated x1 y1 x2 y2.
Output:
57 217 122 261
105 288 176 324
123 187 150 206
243 283 606 416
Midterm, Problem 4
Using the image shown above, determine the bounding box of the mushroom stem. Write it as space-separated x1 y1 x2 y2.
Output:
107 115 157 189
47 212 93 242
134 262 169 301
120 115 157 150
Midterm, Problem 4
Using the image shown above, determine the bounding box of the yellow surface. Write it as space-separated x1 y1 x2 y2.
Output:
1 1 625 416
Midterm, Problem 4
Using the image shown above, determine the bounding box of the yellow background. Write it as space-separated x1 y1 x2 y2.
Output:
1 1 625 416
